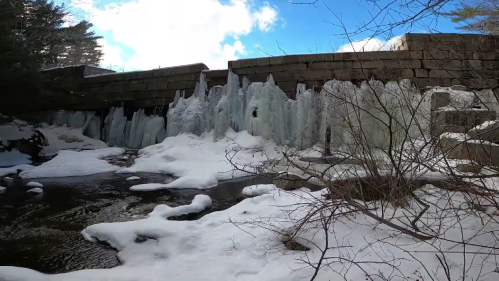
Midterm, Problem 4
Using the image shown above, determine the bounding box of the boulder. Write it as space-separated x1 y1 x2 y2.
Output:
439 133 499 167
438 133 468 159
460 141 499 167
431 109 496 136
467 120 499 143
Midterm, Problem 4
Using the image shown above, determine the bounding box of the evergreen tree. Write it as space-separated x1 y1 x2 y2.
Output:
0 0 103 96
53 20 103 67
442 0 499 34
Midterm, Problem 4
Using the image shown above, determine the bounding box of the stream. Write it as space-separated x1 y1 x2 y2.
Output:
0 172 277 274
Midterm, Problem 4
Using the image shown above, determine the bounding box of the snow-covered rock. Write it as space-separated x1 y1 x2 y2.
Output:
148 194 212 218
130 183 168 191
26 181 43 188
241 184 278 197
0 186 6 194
126 176 140 181
26 188 43 194
20 148 124 179
3 177 13 183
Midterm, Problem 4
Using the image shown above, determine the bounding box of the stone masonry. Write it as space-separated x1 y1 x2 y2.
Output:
1 33 497 114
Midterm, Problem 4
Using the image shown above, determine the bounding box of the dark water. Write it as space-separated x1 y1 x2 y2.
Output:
0 172 277 274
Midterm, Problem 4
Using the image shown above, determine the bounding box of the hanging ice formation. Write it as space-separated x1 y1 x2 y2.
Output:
47 110 101 140
102 108 166 148
41 69 426 152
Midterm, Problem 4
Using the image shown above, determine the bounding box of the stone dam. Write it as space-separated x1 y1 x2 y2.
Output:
1 32 498 115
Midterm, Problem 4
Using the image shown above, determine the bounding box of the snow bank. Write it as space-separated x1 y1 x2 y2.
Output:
0 150 31 167
26 181 43 188
0 120 109 167
118 130 281 189
0 120 33 142
0 164 34 177
20 148 124 179
39 126 108 156
241 184 278 196
0 186 5 194
26 188 43 194
149 194 212 218
2 186 496 281
126 176 140 181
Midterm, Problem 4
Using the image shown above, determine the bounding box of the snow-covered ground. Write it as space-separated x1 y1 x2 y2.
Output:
1 185 498 281
118 130 282 189
20 148 124 179
0 164 34 177
39 126 108 156
0 150 32 167
0 121 109 168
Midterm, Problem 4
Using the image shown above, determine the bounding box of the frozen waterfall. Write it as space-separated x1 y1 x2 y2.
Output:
41 70 425 152
166 71 425 153
102 108 166 148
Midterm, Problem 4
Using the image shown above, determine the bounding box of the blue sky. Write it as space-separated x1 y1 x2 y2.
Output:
63 0 464 71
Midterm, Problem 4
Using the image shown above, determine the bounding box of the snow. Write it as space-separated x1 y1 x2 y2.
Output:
118 130 281 189
0 150 31 167
39 126 108 156
125 176 140 181
26 188 43 194
26 181 43 188
130 183 168 191
0 120 34 142
241 184 278 196
0 186 5 194
440 132 468 141
2 185 497 281
0 120 109 166
148 194 212 218
472 119 499 131
20 148 124 179
0 164 34 177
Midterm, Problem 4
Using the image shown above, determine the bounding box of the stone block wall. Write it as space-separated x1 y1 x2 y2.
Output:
83 66 116 76
228 33 499 98
79 63 208 109
2 33 497 114
1 66 115 114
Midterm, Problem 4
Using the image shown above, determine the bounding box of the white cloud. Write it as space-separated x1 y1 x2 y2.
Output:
73 0 278 70
253 4 279 31
337 36 402 52
97 38 125 71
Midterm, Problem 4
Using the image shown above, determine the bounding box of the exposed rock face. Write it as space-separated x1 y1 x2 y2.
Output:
16 130 49 160
0 129 49 161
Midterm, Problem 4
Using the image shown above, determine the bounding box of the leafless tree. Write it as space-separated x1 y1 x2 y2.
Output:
223 1 499 280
